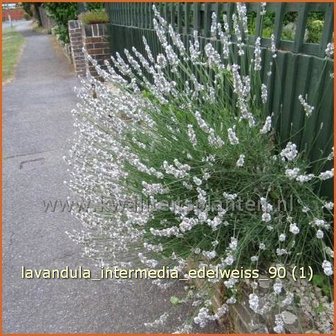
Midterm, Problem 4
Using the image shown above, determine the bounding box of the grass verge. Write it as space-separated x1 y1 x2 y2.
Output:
2 27 25 83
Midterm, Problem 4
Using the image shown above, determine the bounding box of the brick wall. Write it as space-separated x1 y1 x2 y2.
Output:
68 20 85 77
68 20 110 78
186 259 303 333
82 23 110 78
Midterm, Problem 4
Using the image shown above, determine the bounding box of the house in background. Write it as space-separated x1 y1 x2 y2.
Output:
2 3 25 21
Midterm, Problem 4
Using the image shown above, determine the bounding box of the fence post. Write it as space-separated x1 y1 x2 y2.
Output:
293 3 308 53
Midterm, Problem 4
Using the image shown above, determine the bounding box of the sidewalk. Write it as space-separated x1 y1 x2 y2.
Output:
2 23 219 333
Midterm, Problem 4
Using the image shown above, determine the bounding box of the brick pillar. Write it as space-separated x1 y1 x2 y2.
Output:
68 20 86 77
82 23 111 79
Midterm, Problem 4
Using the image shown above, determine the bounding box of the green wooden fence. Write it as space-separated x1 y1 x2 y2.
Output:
105 2 333 196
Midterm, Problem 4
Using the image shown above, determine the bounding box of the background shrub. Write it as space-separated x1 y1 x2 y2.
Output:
44 3 77 43
79 9 109 25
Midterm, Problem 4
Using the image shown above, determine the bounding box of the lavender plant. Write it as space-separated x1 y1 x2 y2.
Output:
66 3 334 333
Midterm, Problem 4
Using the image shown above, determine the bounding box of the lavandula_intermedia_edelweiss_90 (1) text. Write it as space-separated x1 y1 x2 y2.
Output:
66 3 334 333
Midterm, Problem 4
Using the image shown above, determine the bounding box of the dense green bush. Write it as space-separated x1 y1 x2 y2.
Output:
86 3 105 11
247 10 325 42
44 3 107 43
22 3 33 17
44 3 77 43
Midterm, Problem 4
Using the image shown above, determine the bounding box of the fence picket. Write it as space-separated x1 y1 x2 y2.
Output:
273 3 285 45
293 3 308 53
203 3 211 38
193 3 201 32
320 3 334 57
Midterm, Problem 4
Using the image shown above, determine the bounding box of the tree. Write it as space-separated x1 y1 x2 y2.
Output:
22 3 42 26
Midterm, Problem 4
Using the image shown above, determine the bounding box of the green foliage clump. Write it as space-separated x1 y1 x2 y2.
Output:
23 12 31 21
79 9 109 25
22 3 33 17
306 19 324 43
86 3 105 11
44 3 78 43
125 72 333 275
247 10 325 42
